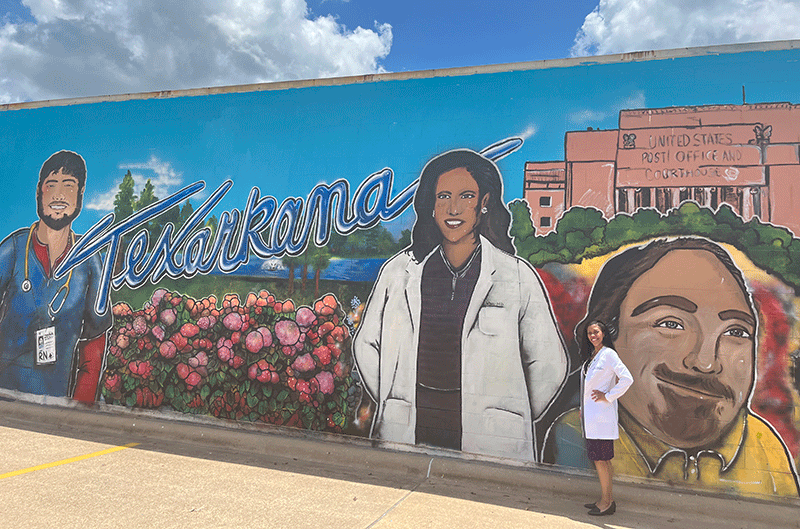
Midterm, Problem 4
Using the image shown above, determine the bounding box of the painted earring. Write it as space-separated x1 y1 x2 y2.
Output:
432 210 435 218
481 207 488 214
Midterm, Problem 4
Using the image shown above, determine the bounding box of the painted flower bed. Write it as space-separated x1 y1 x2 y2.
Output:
102 288 356 432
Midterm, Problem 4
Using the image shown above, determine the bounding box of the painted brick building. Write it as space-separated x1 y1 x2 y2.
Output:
525 103 800 236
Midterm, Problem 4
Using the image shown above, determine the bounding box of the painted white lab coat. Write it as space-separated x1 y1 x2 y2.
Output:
581 346 633 440
353 237 568 460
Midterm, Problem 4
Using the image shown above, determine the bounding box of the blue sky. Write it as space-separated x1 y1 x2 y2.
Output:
1 1 602 76
309 0 602 71
4 0 800 104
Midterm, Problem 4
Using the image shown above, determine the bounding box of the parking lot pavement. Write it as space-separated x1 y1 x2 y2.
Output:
0 398 798 529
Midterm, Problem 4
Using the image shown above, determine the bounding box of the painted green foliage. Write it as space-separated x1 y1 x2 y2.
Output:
509 201 800 292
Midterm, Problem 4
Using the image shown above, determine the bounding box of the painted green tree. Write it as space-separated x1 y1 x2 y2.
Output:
309 245 332 298
509 201 800 294
113 170 135 220
112 171 136 273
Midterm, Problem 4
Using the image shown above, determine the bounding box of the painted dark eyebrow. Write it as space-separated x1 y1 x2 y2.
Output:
719 309 755 327
44 175 78 184
630 296 698 317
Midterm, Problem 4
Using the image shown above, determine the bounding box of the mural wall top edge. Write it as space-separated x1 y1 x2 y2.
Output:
3 40 800 112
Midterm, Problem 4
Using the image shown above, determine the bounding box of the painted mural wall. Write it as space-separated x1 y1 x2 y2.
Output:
1 42 800 502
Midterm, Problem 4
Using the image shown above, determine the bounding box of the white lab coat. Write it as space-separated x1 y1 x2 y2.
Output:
581 346 633 440
353 237 568 460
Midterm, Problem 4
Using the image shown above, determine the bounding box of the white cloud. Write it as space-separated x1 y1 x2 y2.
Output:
572 0 800 56
0 0 392 103
86 155 184 212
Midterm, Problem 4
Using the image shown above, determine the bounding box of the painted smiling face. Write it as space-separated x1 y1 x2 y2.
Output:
38 167 82 231
615 249 755 449
433 167 488 249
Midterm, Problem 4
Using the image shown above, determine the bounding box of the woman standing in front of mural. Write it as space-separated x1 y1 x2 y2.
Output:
353 149 568 461
581 320 632 516
543 238 800 498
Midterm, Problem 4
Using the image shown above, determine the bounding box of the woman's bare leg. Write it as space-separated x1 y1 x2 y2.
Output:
593 460 613 510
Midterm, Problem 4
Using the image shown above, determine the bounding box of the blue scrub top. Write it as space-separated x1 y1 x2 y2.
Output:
0 227 112 397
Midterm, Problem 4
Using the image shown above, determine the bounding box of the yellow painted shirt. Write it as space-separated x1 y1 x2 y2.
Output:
543 407 799 500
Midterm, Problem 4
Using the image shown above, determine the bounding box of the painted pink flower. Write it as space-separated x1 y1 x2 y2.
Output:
151 288 168 306
295 307 316 328
171 333 188 351
159 341 177 359
217 344 233 362
159 309 176 326
245 331 264 353
315 371 334 395
151 325 166 341
132 315 148 336
312 345 332 366
291 353 316 373
275 319 300 346
104 373 121 392
180 323 200 338
186 372 202 388
223 312 243 331
197 315 216 330
256 327 273 348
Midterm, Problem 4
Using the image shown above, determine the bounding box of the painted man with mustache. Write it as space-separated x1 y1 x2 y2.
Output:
544 238 799 498
0 151 111 400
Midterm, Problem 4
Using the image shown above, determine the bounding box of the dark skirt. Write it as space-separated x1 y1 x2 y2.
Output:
586 438 614 461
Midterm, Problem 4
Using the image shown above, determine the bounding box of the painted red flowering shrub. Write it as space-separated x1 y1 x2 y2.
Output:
102 289 355 433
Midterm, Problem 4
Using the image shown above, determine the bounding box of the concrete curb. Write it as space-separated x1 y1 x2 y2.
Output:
2 398 798 526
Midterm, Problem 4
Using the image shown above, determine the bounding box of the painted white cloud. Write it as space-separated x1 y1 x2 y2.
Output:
0 0 392 104
572 0 800 56
568 109 606 126
517 124 538 140
86 155 184 212
568 91 647 126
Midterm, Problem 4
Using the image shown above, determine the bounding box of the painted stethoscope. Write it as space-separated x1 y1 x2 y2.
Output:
21 223 74 317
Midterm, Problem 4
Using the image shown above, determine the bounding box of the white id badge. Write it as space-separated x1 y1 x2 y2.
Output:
36 327 56 365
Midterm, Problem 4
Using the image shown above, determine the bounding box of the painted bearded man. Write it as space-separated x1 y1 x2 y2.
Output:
544 238 799 498
0 151 111 400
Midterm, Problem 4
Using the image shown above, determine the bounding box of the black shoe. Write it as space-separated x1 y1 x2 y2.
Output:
588 501 616 516
583 502 597 509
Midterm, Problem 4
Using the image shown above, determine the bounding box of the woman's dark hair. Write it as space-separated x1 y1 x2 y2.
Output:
584 320 615 357
409 149 514 262
575 237 755 361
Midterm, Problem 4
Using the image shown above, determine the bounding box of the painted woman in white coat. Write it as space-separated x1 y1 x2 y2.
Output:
353 149 568 461
582 320 633 516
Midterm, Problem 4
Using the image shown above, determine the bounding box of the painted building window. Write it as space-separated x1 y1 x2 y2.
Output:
539 196 552 207
721 186 743 214
617 188 629 213
540 216 552 228
634 188 651 208
655 188 672 212
751 187 762 218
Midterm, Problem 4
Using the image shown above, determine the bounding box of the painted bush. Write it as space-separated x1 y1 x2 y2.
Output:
102 289 357 432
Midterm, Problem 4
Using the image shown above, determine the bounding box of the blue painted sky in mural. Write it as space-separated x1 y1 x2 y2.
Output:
3 45 800 239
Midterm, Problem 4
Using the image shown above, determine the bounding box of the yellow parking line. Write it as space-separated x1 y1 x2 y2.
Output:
0 442 140 480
